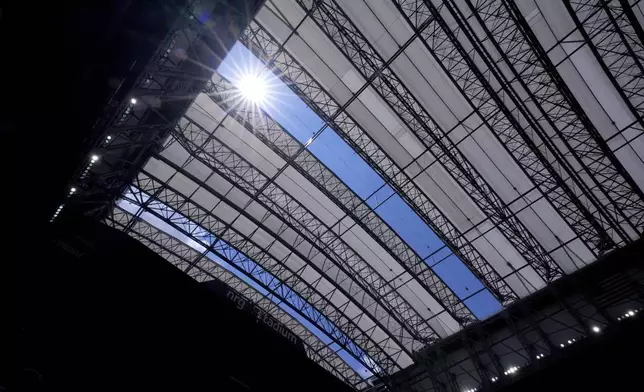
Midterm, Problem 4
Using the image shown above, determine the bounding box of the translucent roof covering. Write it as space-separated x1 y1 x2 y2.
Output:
105 0 644 387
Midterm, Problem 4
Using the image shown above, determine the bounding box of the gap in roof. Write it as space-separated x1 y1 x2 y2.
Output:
217 42 501 319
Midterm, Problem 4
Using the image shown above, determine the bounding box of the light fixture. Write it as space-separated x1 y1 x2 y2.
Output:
505 366 519 375
628 310 635 316
107 135 112 140
238 73 268 104
91 155 99 162
130 98 137 104
560 343 565 348
591 325 601 333
51 204 65 221
568 340 572 344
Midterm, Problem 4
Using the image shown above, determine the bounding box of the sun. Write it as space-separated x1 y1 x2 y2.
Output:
238 73 268 104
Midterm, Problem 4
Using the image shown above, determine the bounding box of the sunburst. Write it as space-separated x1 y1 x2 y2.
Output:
238 72 269 104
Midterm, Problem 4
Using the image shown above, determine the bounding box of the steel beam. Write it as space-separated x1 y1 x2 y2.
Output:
240 19 494 320
172 113 437 351
294 0 562 283
207 71 520 306
105 208 367 389
123 169 402 375
564 0 644 155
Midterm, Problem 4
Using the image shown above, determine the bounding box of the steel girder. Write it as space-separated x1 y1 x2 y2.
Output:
239 20 497 319
205 71 483 336
293 0 563 283
390 254 644 392
457 0 644 236
564 0 644 153
122 167 402 375
212 70 561 381
69 0 231 217
200 75 446 345
206 73 520 310
104 207 367 389
172 111 435 354
390 0 618 257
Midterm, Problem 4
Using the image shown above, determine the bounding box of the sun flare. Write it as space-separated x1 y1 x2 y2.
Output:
238 73 268 104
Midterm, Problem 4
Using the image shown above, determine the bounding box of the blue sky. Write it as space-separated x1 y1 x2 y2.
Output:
123 42 504 378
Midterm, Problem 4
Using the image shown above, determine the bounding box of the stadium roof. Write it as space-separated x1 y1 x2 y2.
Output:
62 0 644 388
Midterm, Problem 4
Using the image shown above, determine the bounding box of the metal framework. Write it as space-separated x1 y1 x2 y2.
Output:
564 0 644 157
392 0 619 256
212 88 449 345
58 0 644 388
104 207 368 389
172 106 435 354
459 0 644 236
239 22 479 324
295 0 563 284
205 71 471 337
121 165 402 374
239 16 519 306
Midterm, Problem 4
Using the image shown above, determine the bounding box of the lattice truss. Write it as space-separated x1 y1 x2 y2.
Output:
104 207 368 389
103 0 644 386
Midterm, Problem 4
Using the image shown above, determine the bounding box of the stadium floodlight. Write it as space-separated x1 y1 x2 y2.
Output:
505 366 519 375
91 155 99 162
130 98 137 104
591 325 601 333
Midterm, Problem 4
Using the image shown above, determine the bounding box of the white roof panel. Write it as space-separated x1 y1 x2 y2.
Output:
276 166 346 224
